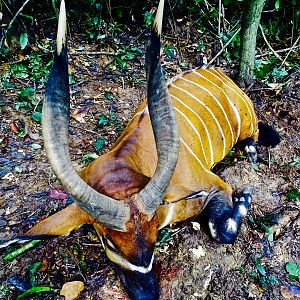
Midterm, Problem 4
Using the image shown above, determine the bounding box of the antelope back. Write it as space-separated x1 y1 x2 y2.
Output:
82 67 259 215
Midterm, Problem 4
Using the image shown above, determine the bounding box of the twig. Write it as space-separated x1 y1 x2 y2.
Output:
218 0 223 46
280 34 300 68
258 24 288 66
70 124 99 135
255 45 300 58
0 0 31 48
73 51 116 56
207 27 241 66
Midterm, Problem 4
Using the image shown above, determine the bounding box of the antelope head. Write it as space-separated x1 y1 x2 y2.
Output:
43 0 179 299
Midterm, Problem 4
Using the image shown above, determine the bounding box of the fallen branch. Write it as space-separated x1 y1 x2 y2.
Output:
258 24 289 67
207 27 241 66
280 34 300 68
255 45 300 58
73 51 116 56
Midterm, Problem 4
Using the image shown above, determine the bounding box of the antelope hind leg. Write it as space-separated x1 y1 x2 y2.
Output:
0 203 94 248
203 187 253 244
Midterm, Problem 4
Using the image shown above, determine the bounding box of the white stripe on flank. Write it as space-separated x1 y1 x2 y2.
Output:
159 203 176 229
179 137 219 179
207 69 254 134
106 247 155 273
171 94 213 166
180 76 235 149
171 83 226 158
192 70 241 142
173 107 209 166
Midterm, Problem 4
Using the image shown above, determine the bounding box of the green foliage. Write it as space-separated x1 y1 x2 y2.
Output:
286 262 300 280
82 153 99 164
3 53 52 85
286 189 300 201
249 258 278 289
20 33 28 50
97 111 123 131
254 56 289 82
113 45 142 69
16 286 55 300
0 284 10 297
95 137 106 151
144 11 154 27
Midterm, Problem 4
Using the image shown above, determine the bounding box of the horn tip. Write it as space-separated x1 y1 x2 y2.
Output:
153 0 164 36
57 0 67 55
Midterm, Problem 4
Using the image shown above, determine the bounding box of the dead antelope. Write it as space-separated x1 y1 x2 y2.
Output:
0 0 280 299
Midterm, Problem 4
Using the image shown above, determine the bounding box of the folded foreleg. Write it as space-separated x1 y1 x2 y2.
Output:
203 187 253 244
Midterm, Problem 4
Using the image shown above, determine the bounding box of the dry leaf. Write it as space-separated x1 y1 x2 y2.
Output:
60 281 84 300
280 285 300 299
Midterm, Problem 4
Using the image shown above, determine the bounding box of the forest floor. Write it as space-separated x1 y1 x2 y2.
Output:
0 26 300 300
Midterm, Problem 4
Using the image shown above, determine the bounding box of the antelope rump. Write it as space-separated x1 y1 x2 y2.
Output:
0 0 280 299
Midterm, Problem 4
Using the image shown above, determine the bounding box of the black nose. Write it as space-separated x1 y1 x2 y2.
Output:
117 267 159 300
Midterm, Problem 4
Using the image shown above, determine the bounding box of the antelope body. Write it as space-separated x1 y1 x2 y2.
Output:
1 1 280 299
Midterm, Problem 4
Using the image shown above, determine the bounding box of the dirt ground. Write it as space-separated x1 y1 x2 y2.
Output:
0 33 299 300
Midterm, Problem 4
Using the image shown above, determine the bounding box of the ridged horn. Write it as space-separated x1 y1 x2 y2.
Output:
42 0 130 231
136 0 180 217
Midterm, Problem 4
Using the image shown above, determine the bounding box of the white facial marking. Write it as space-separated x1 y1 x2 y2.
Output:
226 218 237 233
106 247 154 274
208 220 217 238
239 196 245 202
238 204 248 217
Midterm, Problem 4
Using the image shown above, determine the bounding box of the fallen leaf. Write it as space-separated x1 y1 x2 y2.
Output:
71 106 89 123
60 281 84 300
280 285 300 299
191 221 201 231
10 121 20 133
189 246 206 259
48 188 68 200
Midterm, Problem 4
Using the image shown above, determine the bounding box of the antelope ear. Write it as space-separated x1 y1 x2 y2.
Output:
27 203 95 236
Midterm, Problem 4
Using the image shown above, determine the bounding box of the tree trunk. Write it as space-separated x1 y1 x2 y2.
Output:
238 0 266 86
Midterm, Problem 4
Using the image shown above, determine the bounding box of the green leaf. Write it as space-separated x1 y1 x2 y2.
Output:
275 0 280 10
27 261 42 286
16 286 54 300
286 262 300 277
104 91 113 100
286 189 300 201
82 152 99 164
97 114 108 126
20 33 28 50
271 67 288 79
69 73 76 84
19 87 35 102
257 264 266 276
31 143 41 150
3 240 41 261
95 137 105 151
15 101 29 111
32 111 42 123
17 129 26 138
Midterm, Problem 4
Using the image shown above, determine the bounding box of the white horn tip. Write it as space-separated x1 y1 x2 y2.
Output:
57 0 67 55
153 0 164 36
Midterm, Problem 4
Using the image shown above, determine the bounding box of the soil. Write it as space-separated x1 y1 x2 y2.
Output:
0 31 299 300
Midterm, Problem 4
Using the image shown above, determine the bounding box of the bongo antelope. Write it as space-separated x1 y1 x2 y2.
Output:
0 0 279 299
